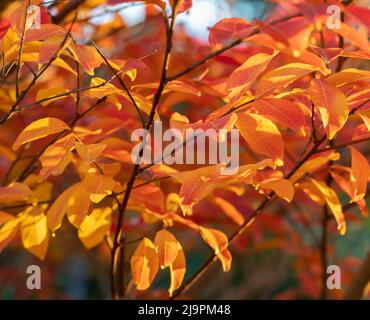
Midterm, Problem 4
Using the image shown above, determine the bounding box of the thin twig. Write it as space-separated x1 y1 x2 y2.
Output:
0 15 78 126
91 41 146 127
15 0 29 99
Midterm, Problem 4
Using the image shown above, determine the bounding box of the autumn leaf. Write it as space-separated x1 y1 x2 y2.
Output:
39 134 76 180
0 183 32 204
257 178 295 202
310 179 346 236
69 42 104 76
326 68 370 87
349 146 370 203
78 207 112 249
290 152 340 183
251 98 307 136
209 18 254 49
0 216 20 253
13 118 70 150
82 173 117 204
199 227 231 272
256 63 316 97
227 53 274 104
169 244 186 297
236 112 284 166
309 78 349 140
75 142 107 164
131 238 159 291
20 207 49 260
171 159 273 215
154 229 180 268
47 183 91 232
214 196 244 225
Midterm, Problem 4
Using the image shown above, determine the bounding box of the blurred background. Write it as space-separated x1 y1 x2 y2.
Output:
0 0 369 300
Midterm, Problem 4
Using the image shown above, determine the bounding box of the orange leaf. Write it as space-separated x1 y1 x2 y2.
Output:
82 173 117 204
131 238 159 290
309 79 349 140
0 183 31 204
326 68 370 87
169 244 186 297
75 142 107 164
171 159 273 215
69 42 104 76
47 183 91 231
0 216 20 253
258 178 295 202
310 179 346 236
349 147 370 203
214 197 244 225
252 98 307 136
13 118 70 150
290 152 340 183
256 63 315 97
199 227 231 272
154 229 180 268
236 112 284 166
39 134 76 180
209 18 254 49
227 53 274 104
333 22 370 53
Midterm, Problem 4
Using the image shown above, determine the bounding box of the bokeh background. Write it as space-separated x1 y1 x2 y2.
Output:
0 0 369 300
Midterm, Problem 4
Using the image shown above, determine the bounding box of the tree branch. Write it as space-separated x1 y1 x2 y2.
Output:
91 41 146 127
110 0 179 299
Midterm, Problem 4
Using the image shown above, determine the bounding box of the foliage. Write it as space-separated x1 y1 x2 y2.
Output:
0 0 369 299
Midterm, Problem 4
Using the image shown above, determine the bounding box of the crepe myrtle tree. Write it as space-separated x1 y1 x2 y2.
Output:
0 0 369 300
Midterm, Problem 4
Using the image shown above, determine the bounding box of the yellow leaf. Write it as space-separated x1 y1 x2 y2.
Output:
310 179 346 235
165 193 181 212
258 178 295 202
36 88 69 106
78 207 112 249
82 173 117 203
21 207 49 260
131 238 159 290
47 183 91 231
13 118 70 150
0 216 20 252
